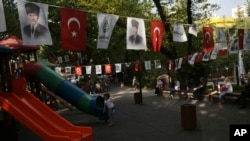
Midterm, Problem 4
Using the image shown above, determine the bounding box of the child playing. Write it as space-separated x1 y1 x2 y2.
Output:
103 93 115 126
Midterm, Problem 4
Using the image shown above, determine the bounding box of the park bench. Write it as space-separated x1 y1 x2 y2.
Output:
161 89 194 99
209 92 240 102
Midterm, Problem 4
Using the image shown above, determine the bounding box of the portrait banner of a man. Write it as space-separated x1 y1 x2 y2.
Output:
243 29 250 50
17 1 52 45
126 17 147 50
0 0 6 32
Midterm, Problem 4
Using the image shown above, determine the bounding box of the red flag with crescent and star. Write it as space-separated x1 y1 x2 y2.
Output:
202 27 214 52
105 64 112 74
238 29 244 50
150 20 165 52
60 8 87 51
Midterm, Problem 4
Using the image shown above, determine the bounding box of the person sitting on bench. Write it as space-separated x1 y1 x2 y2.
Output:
219 78 233 104
191 77 207 100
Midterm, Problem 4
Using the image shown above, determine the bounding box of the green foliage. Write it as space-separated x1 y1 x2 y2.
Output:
232 84 245 92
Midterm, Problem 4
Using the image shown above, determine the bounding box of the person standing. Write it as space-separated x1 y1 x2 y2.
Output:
103 93 115 126
132 76 138 91
155 78 163 96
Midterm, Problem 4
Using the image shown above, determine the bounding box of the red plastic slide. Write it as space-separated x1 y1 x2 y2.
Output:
0 78 93 141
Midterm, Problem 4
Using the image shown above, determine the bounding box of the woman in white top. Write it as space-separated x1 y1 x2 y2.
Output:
219 78 233 104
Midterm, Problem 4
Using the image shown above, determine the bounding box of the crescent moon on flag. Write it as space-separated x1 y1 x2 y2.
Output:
153 27 160 35
205 32 210 43
154 27 160 42
67 17 81 30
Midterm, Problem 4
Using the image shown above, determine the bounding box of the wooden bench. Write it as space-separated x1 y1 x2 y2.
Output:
209 92 240 102
161 89 193 99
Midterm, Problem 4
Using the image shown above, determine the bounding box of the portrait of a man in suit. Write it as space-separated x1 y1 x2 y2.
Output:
23 3 48 39
129 19 143 45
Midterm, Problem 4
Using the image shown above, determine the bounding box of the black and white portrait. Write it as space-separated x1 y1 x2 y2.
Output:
17 1 52 45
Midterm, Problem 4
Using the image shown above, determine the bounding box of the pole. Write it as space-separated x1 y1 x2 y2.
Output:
137 51 143 104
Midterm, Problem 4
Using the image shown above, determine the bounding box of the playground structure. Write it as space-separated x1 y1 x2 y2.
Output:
0 36 104 140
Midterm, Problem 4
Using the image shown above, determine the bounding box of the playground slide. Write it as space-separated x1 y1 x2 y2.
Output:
23 62 104 116
0 92 93 141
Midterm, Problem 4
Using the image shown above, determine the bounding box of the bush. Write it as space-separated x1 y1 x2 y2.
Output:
232 84 245 92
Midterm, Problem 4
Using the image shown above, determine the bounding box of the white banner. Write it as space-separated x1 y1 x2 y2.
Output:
177 58 183 69
115 63 122 73
0 0 6 32
86 66 91 74
17 1 52 45
202 52 211 61
154 60 161 68
173 24 187 42
144 61 151 70
188 52 198 65
95 65 102 74
210 47 218 60
215 28 227 49
97 13 119 49
244 29 250 50
126 17 147 50
188 24 197 37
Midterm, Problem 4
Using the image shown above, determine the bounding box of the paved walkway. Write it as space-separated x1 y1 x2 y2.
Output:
17 86 250 141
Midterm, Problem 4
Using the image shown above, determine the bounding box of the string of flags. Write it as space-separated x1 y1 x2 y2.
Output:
53 58 163 77
0 0 250 54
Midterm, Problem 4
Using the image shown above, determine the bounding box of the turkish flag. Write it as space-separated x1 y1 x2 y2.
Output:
150 20 165 52
238 29 244 50
169 60 175 71
183 55 189 63
75 66 82 76
202 27 214 52
134 62 141 72
105 64 112 74
218 49 228 56
60 8 87 51
195 52 203 63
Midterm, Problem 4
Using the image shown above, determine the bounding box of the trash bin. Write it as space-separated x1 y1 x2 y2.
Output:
181 104 196 130
134 92 142 104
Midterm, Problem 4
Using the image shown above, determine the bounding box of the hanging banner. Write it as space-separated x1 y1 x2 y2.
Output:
126 17 147 50
154 60 161 69
17 1 52 45
202 27 214 52
202 52 211 61
97 13 119 49
105 64 112 74
144 61 151 70
0 0 6 32
215 28 227 49
134 61 141 72
150 20 165 52
243 29 250 50
95 65 102 74
238 29 244 50
60 8 87 51
188 52 198 65
173 23 187 42
188 24 197 37
195 52 203 63
75 66 82 76
210 47 218 60
115 63 122 73
86 66 91 74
